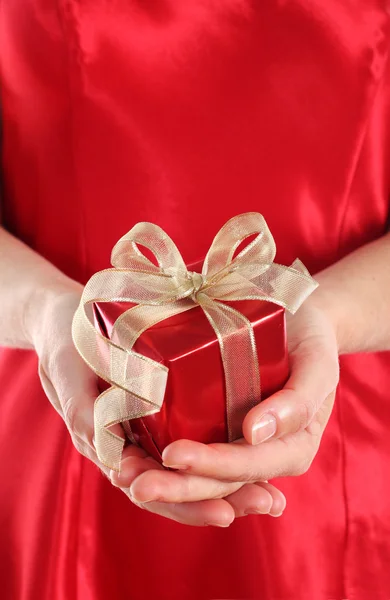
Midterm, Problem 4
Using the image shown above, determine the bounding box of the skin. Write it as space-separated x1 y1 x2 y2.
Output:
1 225 390 527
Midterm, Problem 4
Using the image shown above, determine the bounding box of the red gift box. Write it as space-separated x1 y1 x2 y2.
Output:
72 213 318 471
94 267 289 463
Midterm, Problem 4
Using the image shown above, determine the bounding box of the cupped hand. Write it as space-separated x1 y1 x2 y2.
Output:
31 283 285 526
124 298 339 516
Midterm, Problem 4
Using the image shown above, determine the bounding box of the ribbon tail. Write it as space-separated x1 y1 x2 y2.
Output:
72 289 168 470
94 385 164 471
94 386 130 471
264 262 319 313
108 300 195 448
199 297 261 441
210 262 318 313
72 283 169 398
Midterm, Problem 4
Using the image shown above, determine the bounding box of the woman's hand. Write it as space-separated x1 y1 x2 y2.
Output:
120 298 339 514
30 283 286 526
28 284 107 467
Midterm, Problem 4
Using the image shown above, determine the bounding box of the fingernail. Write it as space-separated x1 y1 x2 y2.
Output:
110 469 121 487
269 510 284 518
128 494 145 508
244 508 266 516
129 485 152 504
251 413 277 445
162 463 188 471
130 492 154 504
205 522 231 528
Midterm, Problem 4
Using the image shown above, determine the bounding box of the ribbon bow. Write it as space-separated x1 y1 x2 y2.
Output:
72 213 318 471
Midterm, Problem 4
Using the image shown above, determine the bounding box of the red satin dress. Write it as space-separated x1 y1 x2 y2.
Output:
1 2 390 599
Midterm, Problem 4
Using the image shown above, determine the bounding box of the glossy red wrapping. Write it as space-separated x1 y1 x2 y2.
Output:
94 294 289 462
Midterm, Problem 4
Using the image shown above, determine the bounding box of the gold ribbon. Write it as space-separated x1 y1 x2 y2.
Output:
72 212 318 471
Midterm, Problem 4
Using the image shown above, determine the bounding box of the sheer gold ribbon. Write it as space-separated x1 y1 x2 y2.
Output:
72 212 318 471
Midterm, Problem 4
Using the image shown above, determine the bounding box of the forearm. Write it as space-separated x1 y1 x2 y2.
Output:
0 227 81 348
309 232 390 354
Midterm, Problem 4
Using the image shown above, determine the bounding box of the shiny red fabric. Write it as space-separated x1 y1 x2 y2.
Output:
1 1 390 598
95 299 288 461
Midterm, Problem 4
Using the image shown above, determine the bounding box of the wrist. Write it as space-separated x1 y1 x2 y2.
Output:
24 275 82 349
302 278 348 354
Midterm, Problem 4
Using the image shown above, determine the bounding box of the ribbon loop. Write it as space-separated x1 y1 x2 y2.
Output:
112 222 187 272
202 213 276 282
72 213 318 471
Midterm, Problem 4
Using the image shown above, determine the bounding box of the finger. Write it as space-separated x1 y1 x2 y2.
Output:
161 429 317 483
242 335 339 446
129 469 243 504
110 445 164 489
122 487 235 527
259 482 287 516
68 431 114 482
37 291 125 455
98 437 238 527
40 343 95 445
224 482 286 517
54 345 98 446
105 444 236 526
46 342 125 450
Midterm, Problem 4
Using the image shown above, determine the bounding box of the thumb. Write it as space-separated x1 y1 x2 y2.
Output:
242 337 339 446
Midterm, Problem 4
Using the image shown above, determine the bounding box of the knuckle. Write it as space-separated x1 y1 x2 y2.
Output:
323 356 340 391
180 477 194 501
213 481 232 499
46 343 71 380
62 395 94 447
63 396 78 432
184 476 229 501
330 367 340 391
298 398 318 430
38 363 62 414
241 467 263 483
70 433 87 457
71 432 97 464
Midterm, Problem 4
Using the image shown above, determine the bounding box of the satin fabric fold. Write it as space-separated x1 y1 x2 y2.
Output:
1 1 390 599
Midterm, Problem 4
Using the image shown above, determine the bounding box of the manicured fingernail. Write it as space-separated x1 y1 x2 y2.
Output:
162 463 188 471
251 413 277 445
269 510 284 518
205 522 231 528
